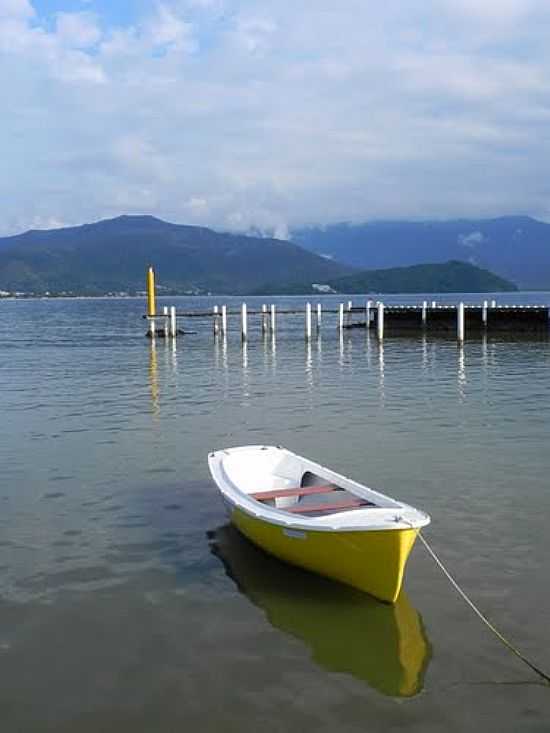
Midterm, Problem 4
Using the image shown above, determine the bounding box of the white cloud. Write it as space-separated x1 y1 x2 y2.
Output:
442 0 537 24
0 0 34 20
0 4 106 81
55 12 101 49
185 196 209 214
112 134 173 183
395 53 545 101
99 27 139 58
232 16 277 54
148 3 197 53
458 231 485 248
2 0 550 236
26 216 70 231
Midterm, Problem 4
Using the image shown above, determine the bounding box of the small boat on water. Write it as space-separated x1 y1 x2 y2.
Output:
208 445 430 603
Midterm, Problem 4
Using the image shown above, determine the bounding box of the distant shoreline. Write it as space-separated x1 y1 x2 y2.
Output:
2 290 550 301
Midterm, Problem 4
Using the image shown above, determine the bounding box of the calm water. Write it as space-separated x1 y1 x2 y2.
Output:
1 293 550 732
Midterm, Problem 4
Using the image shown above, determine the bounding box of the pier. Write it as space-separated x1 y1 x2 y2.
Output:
143 268 550 343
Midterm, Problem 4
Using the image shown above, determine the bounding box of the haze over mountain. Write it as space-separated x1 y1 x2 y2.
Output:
293 217 550 289
0 215 352 295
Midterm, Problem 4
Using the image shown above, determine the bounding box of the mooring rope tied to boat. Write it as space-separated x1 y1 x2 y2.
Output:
417 531 550 685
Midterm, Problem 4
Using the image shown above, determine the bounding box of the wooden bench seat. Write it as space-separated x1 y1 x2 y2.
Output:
286 499 371 514
250 485 339 501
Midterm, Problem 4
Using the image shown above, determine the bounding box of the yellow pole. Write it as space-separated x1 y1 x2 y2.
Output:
147 266 156 317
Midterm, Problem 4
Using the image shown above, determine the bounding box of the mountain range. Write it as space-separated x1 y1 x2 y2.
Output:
0 214 528 295
0 215 351 295
292 216 550 289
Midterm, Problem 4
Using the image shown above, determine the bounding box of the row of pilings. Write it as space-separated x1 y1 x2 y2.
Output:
144 268 550 342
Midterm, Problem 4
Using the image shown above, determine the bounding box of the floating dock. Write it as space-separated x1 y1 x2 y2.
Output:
347 303 550 335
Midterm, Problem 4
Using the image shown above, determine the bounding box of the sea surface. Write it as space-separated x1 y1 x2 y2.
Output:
1 292 550 732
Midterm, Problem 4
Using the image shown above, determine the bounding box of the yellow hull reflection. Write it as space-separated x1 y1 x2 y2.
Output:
210 525 431 697
231 507 418 603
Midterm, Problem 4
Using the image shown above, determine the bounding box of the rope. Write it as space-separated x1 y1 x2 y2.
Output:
417 530 550 685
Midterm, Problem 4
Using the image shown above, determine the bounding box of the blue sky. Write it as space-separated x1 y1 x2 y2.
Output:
2 0 550 236
32 1 137 27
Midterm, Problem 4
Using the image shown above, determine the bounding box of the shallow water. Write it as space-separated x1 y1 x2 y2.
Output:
1 294 550 731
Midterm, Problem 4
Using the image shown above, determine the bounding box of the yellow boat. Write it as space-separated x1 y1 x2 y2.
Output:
210 524 431 696
208 445 430 603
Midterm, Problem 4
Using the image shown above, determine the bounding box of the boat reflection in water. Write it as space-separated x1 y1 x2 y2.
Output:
209 524 431 697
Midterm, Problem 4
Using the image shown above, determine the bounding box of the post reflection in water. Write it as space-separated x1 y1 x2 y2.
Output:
209 525 431 698
213 332 229 371
262 330 269 374
421 334 428 372
338 332 344 367
170 337 178 376
270 332 277 375
378 343 385 404
148 340 160 418
220 336 229 400
365 329 372 369
162 334 177 382
213 334 230 403
241 341 250 406
221 335 228 375
214 333 220 371
458 345 466 402
481 333 488 370
305 341 313 392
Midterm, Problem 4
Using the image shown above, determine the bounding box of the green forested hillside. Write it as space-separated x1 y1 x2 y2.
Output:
326 260 517 294
0 215 352 295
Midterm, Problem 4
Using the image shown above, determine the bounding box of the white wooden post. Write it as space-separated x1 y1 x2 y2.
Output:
270 304 276 333
316 303 322 331
261 304 268 334
431 300 436 309
422 300 427 325
221 305 227 335
482 300 488 327
366 300 372 328
163 306 169 337
305 302 312 341
213 305 219 336
377 302 384 340
491 299 497 308
457 302 465 343
338 303 344 331
170 306 177 338
241 303 247 342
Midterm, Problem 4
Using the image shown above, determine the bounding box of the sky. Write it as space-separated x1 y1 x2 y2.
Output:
2 0 550 237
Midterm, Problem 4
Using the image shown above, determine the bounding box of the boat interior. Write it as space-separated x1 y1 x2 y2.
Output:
218 447 402 517
250 471 377 516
